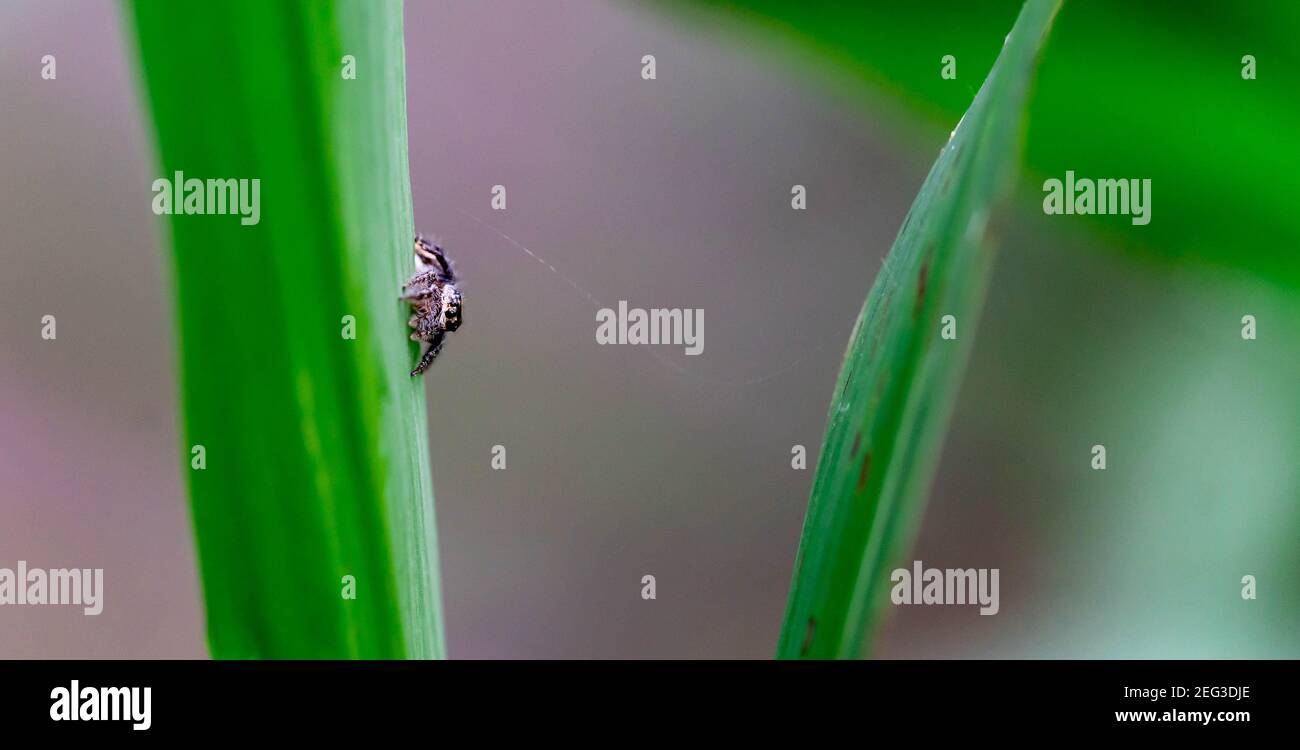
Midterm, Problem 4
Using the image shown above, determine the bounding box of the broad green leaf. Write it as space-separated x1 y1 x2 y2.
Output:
776 0 1061 659
125 0 444 658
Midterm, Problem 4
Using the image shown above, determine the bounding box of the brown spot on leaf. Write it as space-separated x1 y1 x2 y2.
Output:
914 261 929 319
850 431 861 458
801 617 816 656
857 451 873 492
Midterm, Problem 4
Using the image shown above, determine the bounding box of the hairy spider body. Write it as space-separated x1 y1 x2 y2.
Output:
403 234 462 376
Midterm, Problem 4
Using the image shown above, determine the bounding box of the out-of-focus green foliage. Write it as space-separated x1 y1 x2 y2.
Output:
694 0 1300 288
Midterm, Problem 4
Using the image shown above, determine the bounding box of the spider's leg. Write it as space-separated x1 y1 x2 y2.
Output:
433 248 456 282
400 286 436 301
400 269 440 300
410 332 445 376
415 235 456 281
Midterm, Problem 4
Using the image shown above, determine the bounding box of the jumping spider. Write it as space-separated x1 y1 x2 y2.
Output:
402 233 462 376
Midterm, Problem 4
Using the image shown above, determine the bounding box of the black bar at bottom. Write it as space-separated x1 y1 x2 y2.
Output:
0 659 1287 737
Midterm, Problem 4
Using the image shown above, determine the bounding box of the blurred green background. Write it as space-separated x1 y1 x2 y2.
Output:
694 0 1300 286
0 0 1295 657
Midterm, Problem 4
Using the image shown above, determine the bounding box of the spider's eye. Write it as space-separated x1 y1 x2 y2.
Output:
442 296 462 331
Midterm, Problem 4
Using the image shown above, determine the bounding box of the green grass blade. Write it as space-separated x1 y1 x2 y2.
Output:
125 0 444 658
777 0 1061 659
